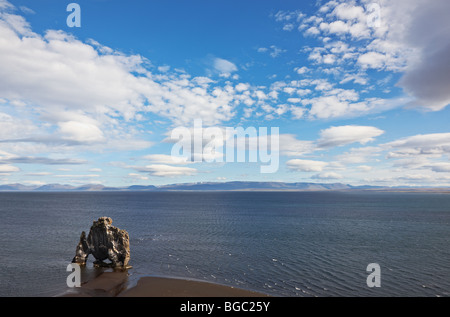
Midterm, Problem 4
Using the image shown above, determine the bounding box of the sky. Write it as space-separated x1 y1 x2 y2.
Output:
0 0 449 187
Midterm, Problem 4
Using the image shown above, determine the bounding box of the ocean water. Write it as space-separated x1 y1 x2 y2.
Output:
0 191 449 297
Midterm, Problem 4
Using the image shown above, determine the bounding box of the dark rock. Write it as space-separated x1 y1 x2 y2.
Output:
72 217 131 268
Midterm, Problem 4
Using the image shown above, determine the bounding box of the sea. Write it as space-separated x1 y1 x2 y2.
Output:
0 191 449 297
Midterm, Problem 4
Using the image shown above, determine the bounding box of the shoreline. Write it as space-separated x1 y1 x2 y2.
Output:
62 271 270 297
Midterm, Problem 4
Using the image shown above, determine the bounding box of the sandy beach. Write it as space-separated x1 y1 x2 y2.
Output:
62 271 269 297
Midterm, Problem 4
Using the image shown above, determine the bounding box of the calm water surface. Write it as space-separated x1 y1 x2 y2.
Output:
0 191 449 297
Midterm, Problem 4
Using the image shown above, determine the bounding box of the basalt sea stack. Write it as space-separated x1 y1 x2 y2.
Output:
72 217 131 268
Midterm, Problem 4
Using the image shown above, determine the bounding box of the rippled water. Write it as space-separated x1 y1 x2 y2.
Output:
0 191 449 297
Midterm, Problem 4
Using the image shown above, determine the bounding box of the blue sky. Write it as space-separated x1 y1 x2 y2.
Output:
0 0 449 187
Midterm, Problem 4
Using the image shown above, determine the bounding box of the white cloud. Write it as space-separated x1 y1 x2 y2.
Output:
427 162 450 173
286 159 328 172
294 66 309 74
357 51 387 69
287 98 302 104
0 5 255 154
142 154 192 165
275 0 450 113
25 172 52 176
397 174 433 181
158 65 170 72
265 76 403 121
127 173 149 181
318 125 384 148
274 10 304 23
391 157 429 169
279 134 315 156
331 3 366 21
320 20 349 35
363 132 450 183
0 111 38 140
336 146 382 164
213 58 238 75
135 164 197 177
235 83 250 92
258 45 286 58
269 45 286 58
0 0 13 10
357 165 372 172
322 54 337 64
302 2 370 40
305 95 363 119
386 133 450 149
311 172 343 180
385 133 450 157
0 155 87 165
289 106 306 120
53 174 100 178
340 73 368 85
304 94 405 120
305 26 320 36
19 6 35 15
0 164 19 173
58 121 105 143
283 24 295 31
378 0 450 111
297 89 312 96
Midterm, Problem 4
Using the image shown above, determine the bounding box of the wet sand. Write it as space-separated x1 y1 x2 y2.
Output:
63 271 269 297
119 276 268 297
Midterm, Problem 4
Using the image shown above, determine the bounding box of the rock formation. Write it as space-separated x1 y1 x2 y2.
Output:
72 217 131 268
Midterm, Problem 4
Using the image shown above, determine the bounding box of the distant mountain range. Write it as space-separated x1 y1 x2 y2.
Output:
0 181 448 192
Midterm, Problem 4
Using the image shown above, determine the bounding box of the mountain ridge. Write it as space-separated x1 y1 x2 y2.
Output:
0 181 447 192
